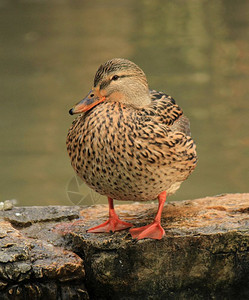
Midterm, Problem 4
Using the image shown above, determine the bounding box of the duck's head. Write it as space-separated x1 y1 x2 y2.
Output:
69 58 151 115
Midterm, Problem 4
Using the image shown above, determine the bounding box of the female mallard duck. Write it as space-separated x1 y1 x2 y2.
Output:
67 58 197 240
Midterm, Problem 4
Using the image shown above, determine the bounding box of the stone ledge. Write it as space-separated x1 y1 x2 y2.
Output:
0 193 248 299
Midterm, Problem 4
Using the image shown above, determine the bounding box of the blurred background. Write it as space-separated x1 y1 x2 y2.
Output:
0 0 248 206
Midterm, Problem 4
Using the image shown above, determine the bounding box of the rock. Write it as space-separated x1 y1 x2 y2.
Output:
0 200 17 211
2 206 80 227
0 214 88 299
0 194 248 299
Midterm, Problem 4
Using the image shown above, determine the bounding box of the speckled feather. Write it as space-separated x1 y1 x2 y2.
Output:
67 84 197 201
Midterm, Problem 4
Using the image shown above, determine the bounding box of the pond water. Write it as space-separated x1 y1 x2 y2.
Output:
1 0 248 206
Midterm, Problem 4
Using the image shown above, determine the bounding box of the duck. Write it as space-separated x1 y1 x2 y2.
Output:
66 58 197 240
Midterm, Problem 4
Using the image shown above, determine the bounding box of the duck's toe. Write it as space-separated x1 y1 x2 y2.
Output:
87 217 133 233
129 221 165 240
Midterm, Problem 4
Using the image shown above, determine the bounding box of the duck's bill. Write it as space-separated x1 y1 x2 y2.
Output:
69 89 106 115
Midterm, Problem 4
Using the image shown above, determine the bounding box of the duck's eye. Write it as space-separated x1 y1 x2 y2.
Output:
111 75 119 81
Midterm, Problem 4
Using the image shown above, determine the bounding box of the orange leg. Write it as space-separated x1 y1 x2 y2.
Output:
129 191 166 240
87 197 133 233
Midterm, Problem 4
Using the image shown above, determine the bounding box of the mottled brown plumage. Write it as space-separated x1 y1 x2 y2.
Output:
67 58 197 239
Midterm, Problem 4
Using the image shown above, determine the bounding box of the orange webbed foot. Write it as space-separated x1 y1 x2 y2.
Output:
87 218 133 233
129 221 165 240
87 197 133 233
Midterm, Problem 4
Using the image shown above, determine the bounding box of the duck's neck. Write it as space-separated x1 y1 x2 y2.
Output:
116 86 151 109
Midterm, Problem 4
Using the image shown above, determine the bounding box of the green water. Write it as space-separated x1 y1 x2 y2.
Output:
0 0 248 206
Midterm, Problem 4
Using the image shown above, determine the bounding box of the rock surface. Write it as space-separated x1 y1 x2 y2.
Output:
0 207 88 300
0 193 249 299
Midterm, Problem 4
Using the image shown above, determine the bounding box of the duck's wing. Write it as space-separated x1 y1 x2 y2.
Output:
148 90 191 136
128 91 197 178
